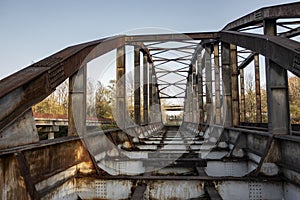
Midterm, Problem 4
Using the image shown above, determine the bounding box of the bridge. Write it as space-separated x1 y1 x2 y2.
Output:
0 2 300 200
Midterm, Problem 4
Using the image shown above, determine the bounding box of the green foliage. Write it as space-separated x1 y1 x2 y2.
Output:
95 80 115 119
244 76 300 124
33 79 117 120
33 81 68 115
245 74 256 122
99 123 118 130
289 77 300 123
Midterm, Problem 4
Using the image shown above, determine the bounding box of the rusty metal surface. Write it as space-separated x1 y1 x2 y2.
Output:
223 2 300 30
126 32 217 42
0 109 39 150
0 155 31 200
221 42 232 127
2 124 299 199
239 68 245 123
219 30 300 77
230 44 240 126
214 43 221 125
205 183 223 200
131 183 147 200
15 152 39 200
238 28 300 72
0 2 300 199
143 53 149 124
0 36 126 133
24 139 91 183
254 54 262 123
134 46 141 125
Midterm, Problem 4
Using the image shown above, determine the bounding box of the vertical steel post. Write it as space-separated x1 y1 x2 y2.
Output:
240 68 246 123
116 46 126 129
192 60 197 123
152 67 160 123
187 66 192 122
221 42 232 127
183 76 188 123
205 44 212 124
68 65 87 136
197 53 204 125
143 53 149 124
230 44 240 126
157 79 163 124
149 62 153 112
264 19 290 134
254 54 262 123
214 42 221 125
151 66 157 122
134 47 141 125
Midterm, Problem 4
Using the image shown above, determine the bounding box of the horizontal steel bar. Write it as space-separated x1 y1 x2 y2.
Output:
126 32 218 42
88 174 282 181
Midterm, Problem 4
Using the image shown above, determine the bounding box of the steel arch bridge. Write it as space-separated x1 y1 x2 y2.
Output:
0 2 300 200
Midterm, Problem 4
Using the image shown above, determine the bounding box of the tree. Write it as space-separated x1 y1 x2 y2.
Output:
289 77 300 123
245 74 256 122
33 80 68 115
126 73 135 122
243 75 300 124
95 81 114 119
86 79 96 117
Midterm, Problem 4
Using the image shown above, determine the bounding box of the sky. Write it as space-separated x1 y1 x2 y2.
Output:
0 0 296 80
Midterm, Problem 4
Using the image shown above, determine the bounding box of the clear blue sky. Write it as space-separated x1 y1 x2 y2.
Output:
0 0 295 79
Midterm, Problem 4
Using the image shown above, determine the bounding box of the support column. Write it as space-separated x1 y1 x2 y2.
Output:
197 53 204 125
230 44 240 126
152 66 161 123
221 42 232 127
183 78 188 123
240 68 246 123
214 43 221 125
187 67 192 122
157 81 163 123
264 19 290 134
68 65 87 136
205 44 212 124
143 53 149 124
149 62 153 111
254 54 262 123
192 61 197 123
116 46 126 129
189 65 193 122
151 66 157 122
134 47 141 125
